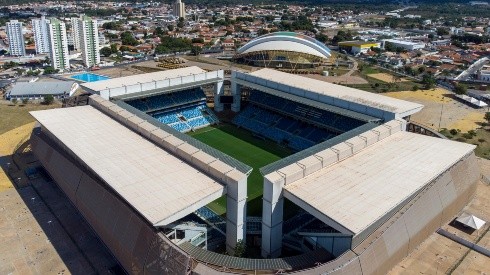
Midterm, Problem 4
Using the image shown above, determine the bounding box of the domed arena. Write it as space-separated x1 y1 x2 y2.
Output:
234 32 331 69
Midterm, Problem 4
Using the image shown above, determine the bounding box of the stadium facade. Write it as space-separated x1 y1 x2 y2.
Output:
30 67 481 274
233 32 331 69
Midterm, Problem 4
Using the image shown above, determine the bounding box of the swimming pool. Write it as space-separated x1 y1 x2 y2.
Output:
71 73 110 82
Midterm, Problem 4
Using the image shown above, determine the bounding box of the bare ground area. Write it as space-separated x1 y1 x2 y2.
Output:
304 73 369 85
368 73 410 83
385 88 487 132
0 135 120 274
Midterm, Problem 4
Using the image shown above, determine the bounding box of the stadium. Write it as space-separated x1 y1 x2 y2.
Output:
29 66 480 274
233 32 331 69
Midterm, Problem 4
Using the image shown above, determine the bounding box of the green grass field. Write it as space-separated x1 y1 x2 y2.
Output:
189 124 292 216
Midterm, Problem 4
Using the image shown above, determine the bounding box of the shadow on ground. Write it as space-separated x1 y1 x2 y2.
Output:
0 140 123 274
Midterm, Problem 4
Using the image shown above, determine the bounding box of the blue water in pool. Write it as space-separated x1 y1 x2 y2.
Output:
71 73 110 82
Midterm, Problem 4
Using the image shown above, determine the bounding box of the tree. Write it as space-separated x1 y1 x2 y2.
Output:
484 112 490 127
453 84 467 95
120 31 139 46
22 98 29 105
43 66 58 75
233 239 246 257
154 26 165 36
332 30 353 45
167 25 174 32
257 28 269 36
11 98 17 105
42 95 54 105
436 27 449 36
177 17 185 28
190 45 202 56
422 74 436 90
315 33 329 43
100 47 113 57
102 21 121 30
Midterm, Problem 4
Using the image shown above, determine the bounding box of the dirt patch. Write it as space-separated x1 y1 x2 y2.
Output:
385 88 451 103
305 74 369 85
368 73 409 83
448 112 486 132
0 122 36 192
385 89 486 132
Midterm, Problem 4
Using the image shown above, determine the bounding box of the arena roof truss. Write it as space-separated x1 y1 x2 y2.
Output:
112 76 221 101
235 69 423 120
81 67 224 100
234 49 326 70
236 32 331 60
235 78 381 123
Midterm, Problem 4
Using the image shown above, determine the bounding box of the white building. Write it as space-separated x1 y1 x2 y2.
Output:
78 16 100 67
98 33 106 47
478 66 490 82
173 0 186 19
32 16 50 54
70 16 82 51
6 20 26 56
382 39 426 51
47 18 70 71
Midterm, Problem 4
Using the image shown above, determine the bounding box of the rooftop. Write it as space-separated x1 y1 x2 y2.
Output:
248 69 423 116
8 81 76 96
31 105 225 226
80 66 206 93
282 131 475 235
236 31 331 59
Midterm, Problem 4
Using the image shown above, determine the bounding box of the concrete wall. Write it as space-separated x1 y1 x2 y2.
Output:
31 129 191 275
97 70 224 99
290 152 479 275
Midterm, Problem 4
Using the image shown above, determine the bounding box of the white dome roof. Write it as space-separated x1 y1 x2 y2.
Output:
237 32 331 59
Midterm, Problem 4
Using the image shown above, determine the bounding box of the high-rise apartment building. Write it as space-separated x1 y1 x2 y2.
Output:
47 18 70 71
70 16 81 50
78 16 100 67
6 20 26 56
32 16 50 54
173 0 186 19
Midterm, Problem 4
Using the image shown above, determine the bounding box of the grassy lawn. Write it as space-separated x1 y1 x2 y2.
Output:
0 101 61 135
189 124 291 216
347 64 420 93
440 127 490 159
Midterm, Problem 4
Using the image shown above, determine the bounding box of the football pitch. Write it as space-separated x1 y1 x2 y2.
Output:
189 124 292 216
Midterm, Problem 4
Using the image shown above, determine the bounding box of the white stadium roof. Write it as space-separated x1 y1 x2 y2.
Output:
282 131 475 235
31 106 225 226
81 66 206 93
249 68 423 116
237 32 331 59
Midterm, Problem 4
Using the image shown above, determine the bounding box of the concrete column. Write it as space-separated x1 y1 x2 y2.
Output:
225 170 248 255
231 82 241 112
214 81 224 112
261 173 285 258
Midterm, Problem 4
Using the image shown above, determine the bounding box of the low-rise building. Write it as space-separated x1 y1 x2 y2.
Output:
382 39 426 51
338 41 380 54
6 81 78 100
